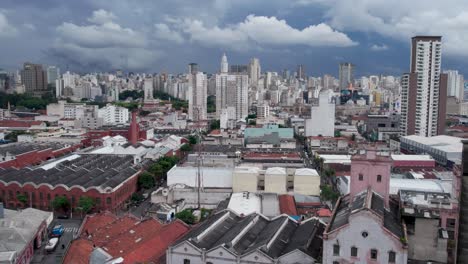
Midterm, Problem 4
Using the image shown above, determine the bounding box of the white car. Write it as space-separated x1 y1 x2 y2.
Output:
45 237 59 252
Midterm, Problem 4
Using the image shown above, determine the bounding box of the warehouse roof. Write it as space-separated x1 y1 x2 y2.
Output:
167 165 233 188
0 154 141 192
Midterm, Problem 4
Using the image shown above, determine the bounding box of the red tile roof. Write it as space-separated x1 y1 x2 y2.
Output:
279 195 298 216
0 120 44 128
62 238 94 264
317 208 332 217
65 213 190 264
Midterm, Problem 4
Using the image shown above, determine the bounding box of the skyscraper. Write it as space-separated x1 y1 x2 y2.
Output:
248 58 261 88
216 73 249 120
400 36 447 137
188 64 207 121
296 64 305 80
20 63 47 95
47 66 60 85
444 70 464 101
220 53 228 73
339 62 354 89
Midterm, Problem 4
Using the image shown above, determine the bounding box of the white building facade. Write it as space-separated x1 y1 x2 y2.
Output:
305 90 335 137
216 73 249 120
188 72 207 121
97 104 129 125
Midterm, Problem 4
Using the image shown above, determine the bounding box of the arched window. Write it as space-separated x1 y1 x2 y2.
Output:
351 246 358 257
377 174 382 182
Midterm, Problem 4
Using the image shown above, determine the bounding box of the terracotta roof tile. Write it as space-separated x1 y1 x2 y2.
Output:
279 195 298 216
63 238 94 264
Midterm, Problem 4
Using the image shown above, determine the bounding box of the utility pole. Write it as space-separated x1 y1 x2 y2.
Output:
195 107 202 209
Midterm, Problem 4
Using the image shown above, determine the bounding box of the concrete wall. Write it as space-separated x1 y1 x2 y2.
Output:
172 188 232 209
408 218 447 263
324 211 407 264
233 171 258 193
265 172 287 194
294 175 320 196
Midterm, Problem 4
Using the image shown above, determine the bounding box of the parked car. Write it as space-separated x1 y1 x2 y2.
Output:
50 224 64 237
57 214 69 219
45 237 59 252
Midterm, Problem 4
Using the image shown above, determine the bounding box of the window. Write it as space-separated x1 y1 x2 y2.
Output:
377 175 382 182
333 244 340 256
388 251 396 263
370 249 378 260
47 193 51 200
351 246 358 257
207 262 213 264
39 192 43 200
183 259 190 264
361 231 368 238
106 197 111 205
447 218 456 228
333 262 339 264
358 174 363 181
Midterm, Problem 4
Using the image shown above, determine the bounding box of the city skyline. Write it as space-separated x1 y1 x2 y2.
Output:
1 1 468 76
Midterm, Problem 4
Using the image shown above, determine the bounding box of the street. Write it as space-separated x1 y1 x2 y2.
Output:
31 219 81 264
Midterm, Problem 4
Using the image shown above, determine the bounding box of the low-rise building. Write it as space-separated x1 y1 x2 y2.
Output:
0 206 53 264
400 135 463 166
167 209 326 264
0 154 143 211
244 123 295 148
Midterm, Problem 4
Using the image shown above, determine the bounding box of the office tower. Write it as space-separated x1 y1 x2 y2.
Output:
400 36 447 137
144 77 155 102
229 65 248 74
297 64 305 80
47 66 60 85
220 53 228 73
188 67 207 121
339 62 354 89
248 58 261 88
444 70 464 101
20 63 47 95
216 73 249 120
188 63 198 75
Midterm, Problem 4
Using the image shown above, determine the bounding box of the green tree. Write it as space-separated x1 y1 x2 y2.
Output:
176 209 196 225
321 185 340 202
138 172 155 189
249 120 256 126
52 196 70 211
131 193 144 203
148 163 164 181
210 120 220 131
77 196 95 214
180 144 192 152
334 130 341 137
188 135 198 145
17 194 28 206
207 95 216 113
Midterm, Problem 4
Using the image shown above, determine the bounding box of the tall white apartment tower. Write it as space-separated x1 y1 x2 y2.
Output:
444 70 464 101
400 36 447 137
216 73 249 120
188 67 207 121
220 53 228 73
248 58 261 88
339 62 354 89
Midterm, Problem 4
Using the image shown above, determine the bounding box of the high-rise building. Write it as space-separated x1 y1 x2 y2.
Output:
444 70 464 101
98 104 129 125
215 73 249 120
20 63 47 95
188 68 207 121
297 64 305 80
188 63 198 75
144 77 155 102
229 65 248 74
220 53 228 73
248 58 261 88
400 36 447 137
305 90 335 137
339 62 354 89
46 66 60 85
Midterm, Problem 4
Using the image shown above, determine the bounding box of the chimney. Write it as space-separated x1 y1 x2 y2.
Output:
129 111 138 146
0 202 4 219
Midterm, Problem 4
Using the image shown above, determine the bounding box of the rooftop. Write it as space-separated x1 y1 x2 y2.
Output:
402 135 463 153
174 210 325 260
0 154 142 192
64 212 189 263
167 165 233 188
327 190 404 239
0 207 52 260
0 142 71 156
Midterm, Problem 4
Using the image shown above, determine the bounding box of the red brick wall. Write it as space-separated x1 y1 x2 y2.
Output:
0 169 141 212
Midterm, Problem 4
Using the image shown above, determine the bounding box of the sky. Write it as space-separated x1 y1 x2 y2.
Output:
1 0 468 77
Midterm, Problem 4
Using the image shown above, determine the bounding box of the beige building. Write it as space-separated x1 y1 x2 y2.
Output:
232 166 320 196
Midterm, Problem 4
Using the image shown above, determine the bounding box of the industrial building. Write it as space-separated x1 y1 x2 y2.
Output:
166 209 326 264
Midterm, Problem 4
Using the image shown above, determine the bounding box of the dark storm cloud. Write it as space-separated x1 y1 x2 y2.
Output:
0 0 468 76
